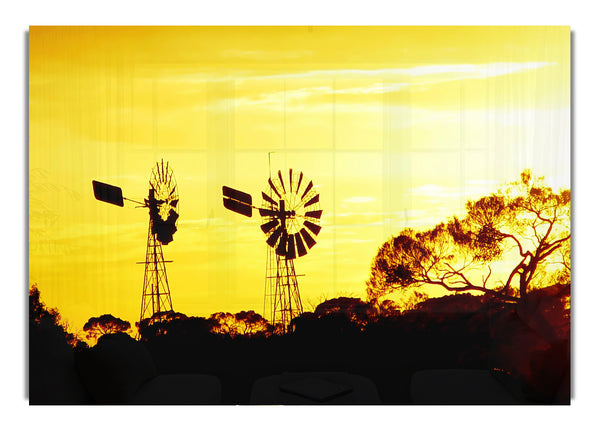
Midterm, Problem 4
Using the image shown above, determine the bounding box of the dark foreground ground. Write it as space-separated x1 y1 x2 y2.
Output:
142 313 568 404
29 290 570 405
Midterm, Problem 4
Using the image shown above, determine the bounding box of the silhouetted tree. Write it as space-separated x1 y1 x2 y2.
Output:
209 312 238 337
29 284 80 347
83 314 131 343
147 310 188 324
29 284 89 403
314 297 377 326
367 171 570 304
30 283 60 326
137 310 192 339
375 299 403 318
413 292 492 314
209 310 272 337
234 310 272 336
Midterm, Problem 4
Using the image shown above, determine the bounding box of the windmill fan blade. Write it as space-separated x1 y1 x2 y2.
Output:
304 210 322 219
262 192 278 207
300 228 317 249
295 232 308 257
276 231 288 256
289 169 293 191
259 207 278 218
304 194 320 207
261 219 279 233
222 186 252 205
301 180 313 200
223 198 252 217
268 178 282 198
267 226 283 247
296 172 303 194
92 180 124 207
278 170 286 193
304 220 322 236
287 234 296 259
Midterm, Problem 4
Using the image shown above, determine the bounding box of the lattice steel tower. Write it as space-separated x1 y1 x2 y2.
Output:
139 220 174 321
139 160 179 322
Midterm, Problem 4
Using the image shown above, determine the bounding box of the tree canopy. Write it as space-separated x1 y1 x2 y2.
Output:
30 284 60 326
367 171 570 305
209 310 272 337
30 284 79 347
83 314 131 343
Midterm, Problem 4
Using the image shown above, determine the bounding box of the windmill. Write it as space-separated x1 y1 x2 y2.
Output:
92 159 179 325
222 168 322 331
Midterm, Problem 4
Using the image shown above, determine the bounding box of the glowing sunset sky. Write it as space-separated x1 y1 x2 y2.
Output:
29 26 570 336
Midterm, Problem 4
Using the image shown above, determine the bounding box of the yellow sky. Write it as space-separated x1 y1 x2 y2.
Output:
29 26 570 337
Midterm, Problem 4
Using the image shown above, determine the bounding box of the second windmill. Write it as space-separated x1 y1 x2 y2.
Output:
223 168 323 331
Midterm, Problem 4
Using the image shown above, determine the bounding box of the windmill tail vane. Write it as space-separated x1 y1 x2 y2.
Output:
223 186 253 217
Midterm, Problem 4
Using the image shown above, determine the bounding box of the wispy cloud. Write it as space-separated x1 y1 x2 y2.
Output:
161 61 555 87
343 196 376 204
333 82 410 95
399 62 552 78
409 181 503 201
220 49 313 61
204 61 555 111
409 184 454 198
232 62 554 83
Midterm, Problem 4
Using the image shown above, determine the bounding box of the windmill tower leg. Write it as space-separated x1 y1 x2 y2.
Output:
264 244 275 324
281 257 302 327
264 249 303 333
140 222 174 323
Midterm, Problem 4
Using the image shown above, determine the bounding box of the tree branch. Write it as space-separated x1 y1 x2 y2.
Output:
539 235 571 261
531 221 542 243
517 202 554 224
504 259 525 293
499 232 527 257
482 265 492 288
539 217 557 248
425 277 518 303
